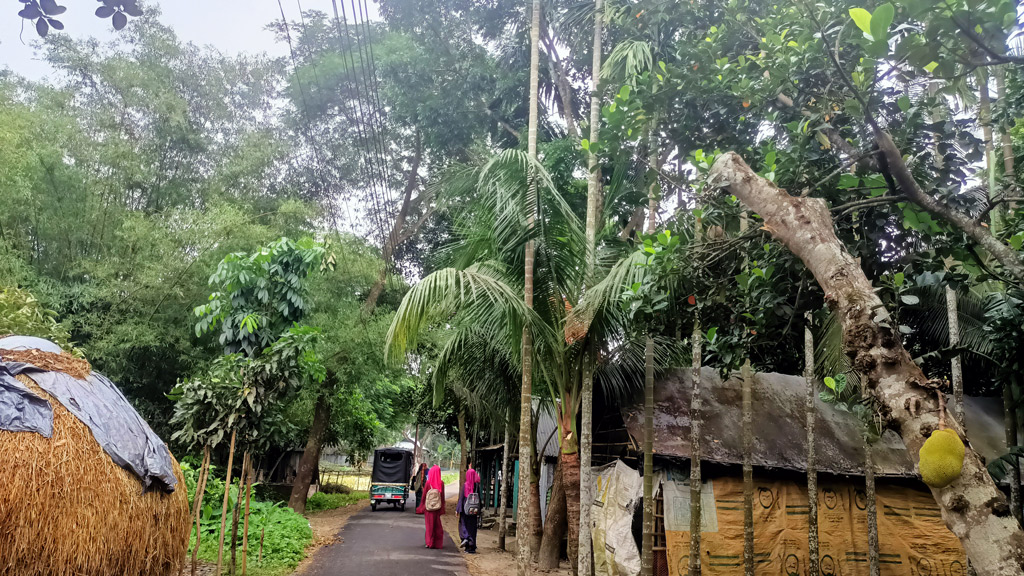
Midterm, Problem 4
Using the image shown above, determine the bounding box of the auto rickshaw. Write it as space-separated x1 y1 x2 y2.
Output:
369 447 413 511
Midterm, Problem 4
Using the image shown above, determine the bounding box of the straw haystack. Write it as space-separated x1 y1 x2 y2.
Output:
0 350 190 576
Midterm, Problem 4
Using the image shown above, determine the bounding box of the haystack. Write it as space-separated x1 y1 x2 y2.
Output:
0 342 190 576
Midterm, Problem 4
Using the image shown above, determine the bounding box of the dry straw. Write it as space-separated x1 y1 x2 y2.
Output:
0 374 190 576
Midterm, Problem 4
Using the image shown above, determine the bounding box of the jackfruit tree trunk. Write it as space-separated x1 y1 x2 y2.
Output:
689 319 703 576
517 0 541 571
641 334 655 576
289 393 331 514
1004 384 1023 527
804 314 819 576
709 152 1024 576
215 429 237 575
498 414 512 551
946 287 964 429
742 359 754 576
539 462 568 569
865 436 880 576
578 0 604 570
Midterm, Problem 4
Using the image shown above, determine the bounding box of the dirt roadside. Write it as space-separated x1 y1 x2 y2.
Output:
440 495 570 576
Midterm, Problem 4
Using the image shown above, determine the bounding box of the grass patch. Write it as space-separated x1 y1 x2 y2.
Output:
441 471 458 485
305 491 369 513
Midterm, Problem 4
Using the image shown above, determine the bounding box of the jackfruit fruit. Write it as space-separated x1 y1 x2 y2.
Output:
919 428 965 488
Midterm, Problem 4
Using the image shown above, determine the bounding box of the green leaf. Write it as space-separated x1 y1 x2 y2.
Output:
838 174 860 189
824 376 836 390
897 95 911 112
870 3 894 43
581 139 590 151
706 326 718 343
894 272 905 287
1009 232 1024 251
924 61 939 73
850 8 873 37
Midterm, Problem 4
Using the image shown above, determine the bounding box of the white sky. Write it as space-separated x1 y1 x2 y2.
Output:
0 0 379 80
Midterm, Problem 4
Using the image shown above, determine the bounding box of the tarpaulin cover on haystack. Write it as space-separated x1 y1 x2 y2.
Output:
0 335 190 576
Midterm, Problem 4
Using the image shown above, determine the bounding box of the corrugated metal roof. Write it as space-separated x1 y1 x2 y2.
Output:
622 367 1010 478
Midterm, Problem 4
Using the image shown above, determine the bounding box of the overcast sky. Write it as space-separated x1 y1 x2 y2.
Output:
0 1 378 80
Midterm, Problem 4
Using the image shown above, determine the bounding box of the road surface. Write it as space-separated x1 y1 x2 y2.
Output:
301 485 468 576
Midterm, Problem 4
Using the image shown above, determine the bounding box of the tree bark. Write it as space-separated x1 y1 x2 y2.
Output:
518 0 541 571
710 151 1024 576
866 436 880 576
689 320 703 576
641 334 655 576
529 465 543 563
289 394 332 514
947 286 965 429
1004 384 1023 527
562 449 581 576
215 429 237 576
805 314 819 576
741 359 754 576
978 71 1004 232
539 462 568 569
190 446 211 576
997 69 1016 198
499 415 512 550
459 409 469 490
642 136 662 576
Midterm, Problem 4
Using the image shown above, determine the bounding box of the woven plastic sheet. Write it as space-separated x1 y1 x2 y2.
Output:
0 338 177 493
0 366 53 437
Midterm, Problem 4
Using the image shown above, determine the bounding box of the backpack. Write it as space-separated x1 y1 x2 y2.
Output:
464 492 481 516
425 487 443 512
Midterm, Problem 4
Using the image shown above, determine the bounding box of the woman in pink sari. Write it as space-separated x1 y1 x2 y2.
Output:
423 465 446 549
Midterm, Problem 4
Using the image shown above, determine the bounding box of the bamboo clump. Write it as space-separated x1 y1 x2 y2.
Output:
0 374 190 576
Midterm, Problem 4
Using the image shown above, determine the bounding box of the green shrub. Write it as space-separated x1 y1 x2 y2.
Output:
305 491 369 512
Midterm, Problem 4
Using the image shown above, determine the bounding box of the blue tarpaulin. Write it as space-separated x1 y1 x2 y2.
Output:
0 337 177 493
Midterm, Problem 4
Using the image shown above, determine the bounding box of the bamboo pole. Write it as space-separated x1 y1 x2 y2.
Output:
230 451 248 575
741 359 754 576
242 454 254 576
215 429 237 575
189 446 211 576
805 313 818 576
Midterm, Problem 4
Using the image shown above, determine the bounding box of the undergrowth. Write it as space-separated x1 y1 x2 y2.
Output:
181 460 313 574
305 491 369 512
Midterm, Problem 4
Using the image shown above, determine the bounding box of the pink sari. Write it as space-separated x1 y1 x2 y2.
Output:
424 465 445 549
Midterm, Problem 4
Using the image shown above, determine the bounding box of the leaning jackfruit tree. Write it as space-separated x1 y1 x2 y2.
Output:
709 152 1024 576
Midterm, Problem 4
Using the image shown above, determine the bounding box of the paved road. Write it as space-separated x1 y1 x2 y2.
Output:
302 487 468 576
